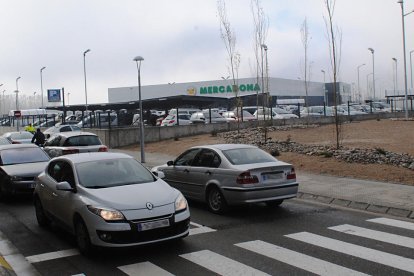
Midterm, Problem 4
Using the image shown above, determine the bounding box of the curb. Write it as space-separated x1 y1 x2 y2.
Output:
297 192 414 219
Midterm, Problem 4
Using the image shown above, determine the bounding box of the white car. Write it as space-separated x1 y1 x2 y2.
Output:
161 114 192 126
34 152 190 254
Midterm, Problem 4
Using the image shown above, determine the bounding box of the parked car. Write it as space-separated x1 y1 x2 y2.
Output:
43 131 108 158
190 111 228 124
152 144 298 214
272 107 299 119
222 110 257 122
254 107 298 120
0 144 50 198
44 125 82 139
161 114 192 126
33 152 190 254
77 113 118 128
2 131 34 144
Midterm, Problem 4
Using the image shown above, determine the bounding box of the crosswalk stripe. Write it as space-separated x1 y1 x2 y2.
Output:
118 261 174 276
26 248 79 263
189 222 216 235
286 232 414 273
367 217 414 231
235 240 369 276
180 250 270 276
329 224 414 249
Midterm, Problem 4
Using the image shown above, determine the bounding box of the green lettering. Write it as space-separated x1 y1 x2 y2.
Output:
246 84 254 91
226 85 232 92
208 87 213 94
239 84 246 91
232 85 238 93
219 86 225 93
254 83 261 91
213 86 219 93
200 87 208 94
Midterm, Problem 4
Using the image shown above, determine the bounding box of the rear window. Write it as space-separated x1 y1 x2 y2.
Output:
223 148 276 165
64 135 102 146
11 132 33 139
1 147 49 165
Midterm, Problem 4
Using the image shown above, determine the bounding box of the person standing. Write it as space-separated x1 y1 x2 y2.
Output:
31 128 45 146
25 123 36 134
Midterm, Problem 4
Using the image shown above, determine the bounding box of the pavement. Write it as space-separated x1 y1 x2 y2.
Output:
1 148 413 275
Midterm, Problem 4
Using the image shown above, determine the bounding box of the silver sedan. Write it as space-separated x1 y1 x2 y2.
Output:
153 144 298 214
34 152 190 254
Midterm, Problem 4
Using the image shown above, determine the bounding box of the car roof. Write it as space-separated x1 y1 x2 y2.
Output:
0 144 39 150
191 144 257 151
54 152 133 163
51 131 97 138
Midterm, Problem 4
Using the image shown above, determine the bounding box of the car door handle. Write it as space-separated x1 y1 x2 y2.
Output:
184 169 190 173
52 192 58 197
205 170 212 175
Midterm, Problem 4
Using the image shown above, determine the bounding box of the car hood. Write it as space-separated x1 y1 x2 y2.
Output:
80 178 178 210
1 162 48 177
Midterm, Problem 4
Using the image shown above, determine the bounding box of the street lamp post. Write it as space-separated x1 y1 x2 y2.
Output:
368 48 376 101
15 77 21 131
397 0 413 119
357 64 366 104
367 73 373 100
67 92 70 105
410 50 414 89
1 90 5 116
261 44 268 107
40 66 46 108
83 49 91 114
133 56 145 163
33 92 37 107
321 69 327 104
392 58 398 96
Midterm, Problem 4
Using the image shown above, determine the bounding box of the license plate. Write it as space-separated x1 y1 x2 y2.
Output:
137 219 170 231
262 172 283 181
28 183 36 189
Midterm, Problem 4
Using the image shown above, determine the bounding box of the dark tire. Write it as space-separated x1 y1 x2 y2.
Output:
74 219 93 255
207 187 228 214
34 198 50 227
265 199 284 207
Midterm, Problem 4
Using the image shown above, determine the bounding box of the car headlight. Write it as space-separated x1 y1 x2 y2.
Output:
175 193 188 212
87 206 125 221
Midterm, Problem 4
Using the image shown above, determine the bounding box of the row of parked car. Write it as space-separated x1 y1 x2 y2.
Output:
0 123 299 255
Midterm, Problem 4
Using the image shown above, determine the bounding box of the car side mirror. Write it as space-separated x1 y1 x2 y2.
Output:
153 171 165 179
167 160 174 166
56 181 75 192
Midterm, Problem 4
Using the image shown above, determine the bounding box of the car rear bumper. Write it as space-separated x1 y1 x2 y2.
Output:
221 182 299 205
1 180 36 196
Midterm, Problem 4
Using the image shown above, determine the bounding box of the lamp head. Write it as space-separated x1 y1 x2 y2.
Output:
83 49 91 55
368 48 374 53
41 66 46 71
397 0 403 4
261 44 268 50
133 56 144 62
392 58 397 61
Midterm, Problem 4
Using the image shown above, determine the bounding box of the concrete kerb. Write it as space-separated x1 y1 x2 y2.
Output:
297 192 414 219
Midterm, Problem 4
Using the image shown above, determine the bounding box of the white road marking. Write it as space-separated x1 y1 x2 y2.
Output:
118 261 174 276
236 240 369 276
26 248 79 263
189 222 216 235
367 217 414 231
286 232 414 273
329 224 414 249
180 250 270 276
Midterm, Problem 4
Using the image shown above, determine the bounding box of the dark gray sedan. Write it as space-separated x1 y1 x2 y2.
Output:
153 144 298 214
43 131 108 158
0 144 50 199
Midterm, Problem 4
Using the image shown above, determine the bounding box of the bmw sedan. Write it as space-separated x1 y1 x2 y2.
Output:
152 144 298 214
0 144 50 199
34 152 190 254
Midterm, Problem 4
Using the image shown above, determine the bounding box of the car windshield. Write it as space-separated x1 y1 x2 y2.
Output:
65 135 101 146
1 148 49 165
76 158 156 188
223 148 276 165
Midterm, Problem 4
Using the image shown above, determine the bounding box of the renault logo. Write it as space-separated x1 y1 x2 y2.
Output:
146 202 153 210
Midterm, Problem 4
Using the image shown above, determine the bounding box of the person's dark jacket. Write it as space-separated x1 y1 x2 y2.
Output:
31 130 45 146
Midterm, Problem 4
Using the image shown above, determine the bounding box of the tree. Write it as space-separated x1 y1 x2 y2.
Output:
323 0 343 149
300 18 311 116
217 0 241 133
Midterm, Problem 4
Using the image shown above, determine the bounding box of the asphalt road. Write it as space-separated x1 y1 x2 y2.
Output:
1 197 414 275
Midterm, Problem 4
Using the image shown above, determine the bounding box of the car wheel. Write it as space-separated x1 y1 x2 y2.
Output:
34 198 50 227
265 199 284 207
74 219 93 255
207 186 228 214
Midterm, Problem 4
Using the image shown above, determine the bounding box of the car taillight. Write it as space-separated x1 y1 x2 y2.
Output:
62 148 80 155
98 146 108 152
169 120 175 124
236 171 259 184
287 167 296 180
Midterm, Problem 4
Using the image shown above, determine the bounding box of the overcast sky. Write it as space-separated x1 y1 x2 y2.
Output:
1 0 413 106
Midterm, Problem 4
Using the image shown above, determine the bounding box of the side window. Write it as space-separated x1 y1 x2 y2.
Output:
60 126 71 132
192 149 220 168
60 162 75 187
174 149 200 166
48 161 62 182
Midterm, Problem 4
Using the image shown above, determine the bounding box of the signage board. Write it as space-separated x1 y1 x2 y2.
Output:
47 89 61 102
14 110 22 118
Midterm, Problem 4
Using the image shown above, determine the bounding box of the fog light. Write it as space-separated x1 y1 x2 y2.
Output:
99 233 112 241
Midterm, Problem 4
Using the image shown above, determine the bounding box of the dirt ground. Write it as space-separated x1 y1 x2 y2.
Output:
125 119 414 185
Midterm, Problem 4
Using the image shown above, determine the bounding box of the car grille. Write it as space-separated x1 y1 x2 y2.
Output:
96 218 190 244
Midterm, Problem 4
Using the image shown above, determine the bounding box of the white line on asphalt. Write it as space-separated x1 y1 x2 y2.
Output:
26 248 79 264
329 224 414 249
118 261 174 276
236 240 369 276
189 222 216 236
180 250 270 276
286 232 414 273
367 217 414 231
